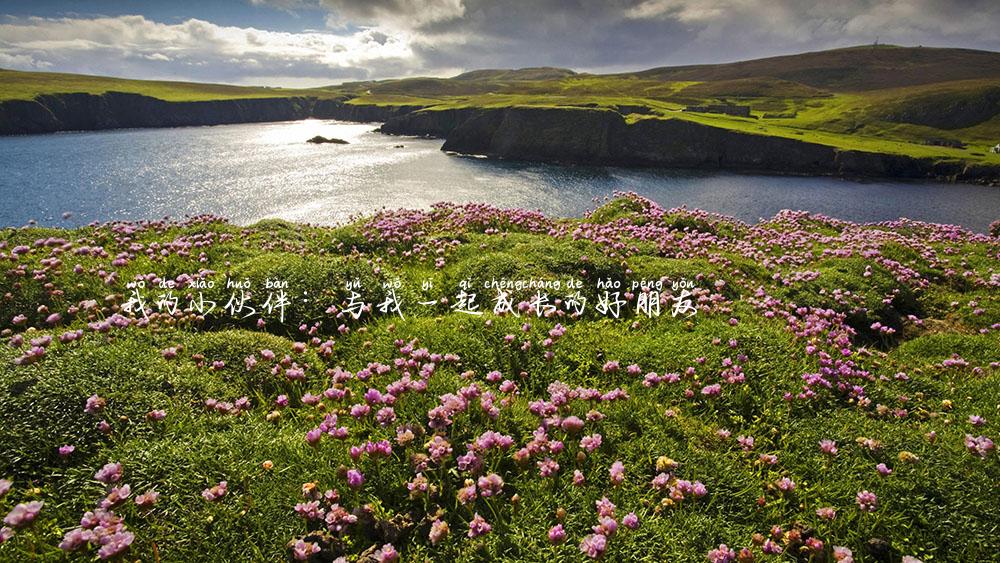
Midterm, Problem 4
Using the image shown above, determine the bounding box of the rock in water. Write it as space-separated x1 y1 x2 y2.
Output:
307 135 349 144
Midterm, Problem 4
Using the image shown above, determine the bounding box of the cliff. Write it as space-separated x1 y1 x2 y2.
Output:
379 106 1000 184
0 92 417 136
2 92 996 183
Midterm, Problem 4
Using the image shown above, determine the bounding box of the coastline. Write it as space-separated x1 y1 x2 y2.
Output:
2 92 998 186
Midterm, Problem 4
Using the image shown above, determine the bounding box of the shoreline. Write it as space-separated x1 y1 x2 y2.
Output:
1 92 998 186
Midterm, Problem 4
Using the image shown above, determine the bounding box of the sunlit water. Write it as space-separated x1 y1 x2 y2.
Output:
2 119 999 232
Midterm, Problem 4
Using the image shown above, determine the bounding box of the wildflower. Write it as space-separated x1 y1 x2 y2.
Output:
595 497 616 518
429 519 450 545
580 433 602 452
202 481 228 502
146 410 166 422
964 435 995 458
0 480 10 498
468 513 491 538
856 490 878 512
457 480 477 504
94 462 123 484
593 516 617 537
100 484 131 509
774 477 795 493
58 445 75 457
560 416 585 434
609 461 625 485
548 524 566 544
876 463 893 476
97 531 134 559
346 469 365 490
707 544 736 563
134 490 159 509
815 507 837 520
579 533 607 559
376 543 399 562
292 539 321 560
819 439 838 456
623 512 640 529
537 458 560 477
85 394 106 414
477 473 504 498
573 470 587 486
832 546 854 562
4 501 43 528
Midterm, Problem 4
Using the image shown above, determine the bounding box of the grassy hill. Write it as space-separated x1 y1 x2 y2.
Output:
0 195 998 561
0 68 340 102
2 45 999 165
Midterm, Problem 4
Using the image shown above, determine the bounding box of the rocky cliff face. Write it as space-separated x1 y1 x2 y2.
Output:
0 92 414 136
379 106 998 183
2 93 996 183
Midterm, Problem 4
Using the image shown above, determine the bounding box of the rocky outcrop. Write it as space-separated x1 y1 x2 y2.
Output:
0 92 421 136
377 105 996 184
2 92 996 184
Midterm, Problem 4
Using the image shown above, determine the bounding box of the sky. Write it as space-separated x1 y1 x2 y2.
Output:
1 0 998 87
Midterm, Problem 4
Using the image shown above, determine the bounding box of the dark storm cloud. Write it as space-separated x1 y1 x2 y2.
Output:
0 0 997 86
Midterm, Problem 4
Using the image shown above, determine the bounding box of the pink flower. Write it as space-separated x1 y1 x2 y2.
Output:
292 539 321 560
833 546 854 562
876 463 893 476
94 462 123 484
468 513 491 538
58 445 75 457
134 490 160 509
548 524 566 544
856 490 878 512
816 507 837 520
202 481 228 502
97 531 134 559
819 439 838 456
429 519 450 545
622 512 640 529
707 544 737 563
580 433 603 452
376 543 399 563
964 435 995 458
609 461 625 486
560 416 585 434
346 469 365 490
579 533 607 559
3 501 43 528
85 394 106 414
100 484 131 509
0 480 10 498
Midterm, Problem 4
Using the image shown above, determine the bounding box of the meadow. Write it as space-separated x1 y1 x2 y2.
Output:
1 194 998 562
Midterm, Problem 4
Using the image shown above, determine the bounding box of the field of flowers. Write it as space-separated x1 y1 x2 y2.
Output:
1 193 998 562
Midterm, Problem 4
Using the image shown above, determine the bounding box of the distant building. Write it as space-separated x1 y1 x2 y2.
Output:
683 104 752 118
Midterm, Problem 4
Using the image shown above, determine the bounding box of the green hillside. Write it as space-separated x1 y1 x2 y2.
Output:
3 45 999 163
0 68 340 102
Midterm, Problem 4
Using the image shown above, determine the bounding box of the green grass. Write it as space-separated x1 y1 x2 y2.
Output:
0 69 341 102
0 195 998 561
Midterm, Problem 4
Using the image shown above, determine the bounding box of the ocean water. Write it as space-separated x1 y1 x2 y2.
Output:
2 119 999 232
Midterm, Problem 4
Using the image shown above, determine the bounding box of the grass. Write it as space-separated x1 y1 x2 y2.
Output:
0 195 998 561
3 45 999 166
0 69 341 102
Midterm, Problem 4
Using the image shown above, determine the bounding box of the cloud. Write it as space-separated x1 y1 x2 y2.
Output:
0 14 422 85
0 1 997 86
